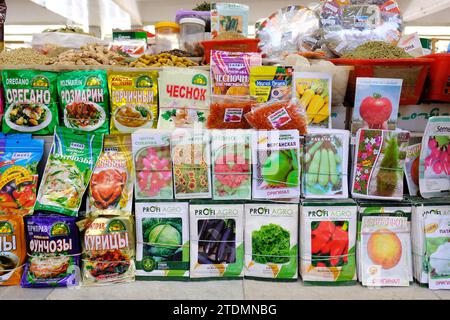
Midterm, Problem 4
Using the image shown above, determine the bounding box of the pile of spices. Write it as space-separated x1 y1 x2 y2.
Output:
0 48 53 65
342 41 413 59
129 53 198 68
213 31 247 41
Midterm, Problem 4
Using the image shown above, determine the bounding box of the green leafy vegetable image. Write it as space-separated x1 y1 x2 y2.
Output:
142 218 182 258
252 224 290 264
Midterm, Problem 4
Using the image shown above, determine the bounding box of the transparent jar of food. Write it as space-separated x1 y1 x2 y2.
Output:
179 17 206 57
155 21 180 53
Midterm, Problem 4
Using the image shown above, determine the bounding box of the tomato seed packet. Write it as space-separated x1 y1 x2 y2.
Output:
404 143 421 197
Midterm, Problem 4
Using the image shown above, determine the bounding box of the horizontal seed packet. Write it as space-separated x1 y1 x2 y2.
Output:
35 126 104 216
190 202 244 279
250 66 293 103
87 134 134 213
0 137 44 216
158 67 210 129
0 215 26 286
132 129 174 200
2 69 58 135
57 70 109 134
244 202 298 280
21 214 81 288
109 70 159 133
135 202 189 279
300 199 357 285
77 210 135 286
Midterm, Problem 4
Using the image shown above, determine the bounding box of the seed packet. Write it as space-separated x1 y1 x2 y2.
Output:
132 129 173 200
411 198 450 285
190 202 244 279
158 68 210 129
404 143 421 196
250 66 293 103
244 203 298 280
135 202 189 279
210 50 262 96
77 210 135 285
302 129 349 199
21 214 81 288
35 126 104 216
300 200 357 285
57 70 109 134
357 202 413 287
351 129 410 200
419 116 450 198
108 70 158 133
211 130 252 200
252 129 300 200
87 134 134 213
0 215 26 286
293 71 332 128
206 95 256 129
424 215 450 289
351 78 402 138
0 137 44 216
171 129 212 199
211 2 249 38
2 69 58 135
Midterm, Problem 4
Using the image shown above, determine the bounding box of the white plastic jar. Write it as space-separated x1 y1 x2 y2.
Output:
179 17 206 57
155 21 180 53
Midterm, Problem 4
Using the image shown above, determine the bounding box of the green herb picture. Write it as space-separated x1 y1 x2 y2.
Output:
252 224 290 264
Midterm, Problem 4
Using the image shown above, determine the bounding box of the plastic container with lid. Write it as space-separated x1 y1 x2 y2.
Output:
179 17 206 57
155 21 180 53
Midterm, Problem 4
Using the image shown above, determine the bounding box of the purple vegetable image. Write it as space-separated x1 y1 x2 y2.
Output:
197 219 236 264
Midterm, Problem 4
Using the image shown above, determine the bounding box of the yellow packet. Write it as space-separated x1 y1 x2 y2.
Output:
108 70 159 133
249 66 293 103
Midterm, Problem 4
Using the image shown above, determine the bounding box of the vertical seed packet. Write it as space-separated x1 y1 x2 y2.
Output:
419 116 450 198
210 129 252 200
0 215 26 286
302 129 350 199
171 129 212 199
351 129 410 200
189 202 244 279
411 198 450 285
135 202 189 279
252 129 300 200
424 215 450 289
300 200 357 285
357 201 413 287
132 129 174 200
244 203 298 280
293 72 332 128
351 77 402 138
158 68 210 129
250 66 293 103
404 143 421 197
211 2 249 38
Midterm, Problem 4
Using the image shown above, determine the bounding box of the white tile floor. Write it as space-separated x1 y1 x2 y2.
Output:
1 280 449 300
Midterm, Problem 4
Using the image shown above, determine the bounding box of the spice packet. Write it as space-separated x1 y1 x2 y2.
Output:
35 126 104 216
211 3 249 38
21 214 81 288
0 215 26 286
0 137 44 216
211 130 252 200
190 202 244 279
419 116 450 198
404 143 421 197
424 215 450 289
158 68 210 129
132 129 174 200
244 98 308 134
293 71 332 128
300 200 357 285
135 202 189 279
2 69 58 135
351 78 402 139
210 50 262 95
302 129 350 199
77 210 135 286
171 129 212 199
411 198 450 285
207 95 256 129
244 203 298 280
252 130 300 200
108 70 158 133
351 129 410 200
357 201 413 287
397 32 424 58
87 134 134 213
250 66 293 103
57 70 109 134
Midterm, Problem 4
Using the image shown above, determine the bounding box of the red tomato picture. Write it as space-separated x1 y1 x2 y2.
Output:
359 93 393 129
